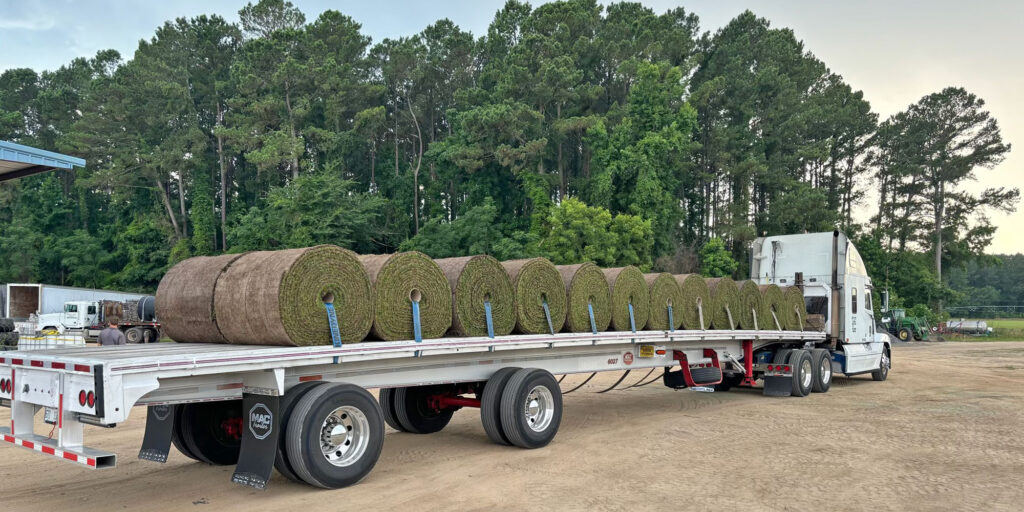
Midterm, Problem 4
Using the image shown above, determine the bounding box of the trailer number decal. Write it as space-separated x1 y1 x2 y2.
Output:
623 352 634 365
249 404 273 440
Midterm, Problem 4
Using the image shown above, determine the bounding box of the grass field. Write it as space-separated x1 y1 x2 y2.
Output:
948 318 1024 341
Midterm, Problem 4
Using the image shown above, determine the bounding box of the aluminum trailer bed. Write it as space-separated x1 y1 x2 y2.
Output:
0 328 826 488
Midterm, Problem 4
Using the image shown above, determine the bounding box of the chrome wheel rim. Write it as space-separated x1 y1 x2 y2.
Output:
524 385 554 432
820 356 832 385
320 405 369 467
801 358 813 389
882 352 890 372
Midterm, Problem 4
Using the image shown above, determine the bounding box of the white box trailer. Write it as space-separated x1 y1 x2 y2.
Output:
0 231 892 491
2 283 150 321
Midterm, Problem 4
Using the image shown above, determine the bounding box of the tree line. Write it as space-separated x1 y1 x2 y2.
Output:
0 0 1016 315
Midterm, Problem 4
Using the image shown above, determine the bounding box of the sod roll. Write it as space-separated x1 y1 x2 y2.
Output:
603 266 649 331
674 274 712 330
156 253 247 343
214 245 373 346
705 277 741 330
436 255 515 337
758 284 787 331
737 280 765 330
781 286 807 331
557 263 611 332
361 252 451 341
502 258 567 334
645 273 684 330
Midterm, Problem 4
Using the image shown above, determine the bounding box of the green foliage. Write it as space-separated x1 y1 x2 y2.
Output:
400 198 532 260
699 238 738 278
537 197 653 269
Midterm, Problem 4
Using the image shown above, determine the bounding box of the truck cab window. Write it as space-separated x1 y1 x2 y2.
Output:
851 287 858 314
65 304 78 313
865 291 872 314
88 305 97 315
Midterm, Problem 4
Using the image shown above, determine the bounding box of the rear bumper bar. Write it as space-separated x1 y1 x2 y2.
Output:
0 427 115 469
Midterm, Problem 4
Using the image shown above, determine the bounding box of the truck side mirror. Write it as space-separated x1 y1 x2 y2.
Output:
880 290 889 313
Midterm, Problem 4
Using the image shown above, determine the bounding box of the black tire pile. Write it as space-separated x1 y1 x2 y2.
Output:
0 318 18 349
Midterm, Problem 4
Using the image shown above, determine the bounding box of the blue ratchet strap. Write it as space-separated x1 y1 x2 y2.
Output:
628 303 636 333
667 304 675 332
542 299 555 335
588 302 597 334
484 300 495 339
325 302 342 364
411 299 423 343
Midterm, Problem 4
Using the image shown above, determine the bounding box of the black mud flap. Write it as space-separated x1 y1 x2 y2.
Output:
138 404 175 463
232 393 281 490
762 376 792 397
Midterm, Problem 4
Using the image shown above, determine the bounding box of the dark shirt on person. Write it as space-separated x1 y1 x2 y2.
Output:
99 327 127 346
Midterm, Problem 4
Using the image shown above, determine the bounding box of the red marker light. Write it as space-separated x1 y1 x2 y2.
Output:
79 390 87 406
87 391 96 408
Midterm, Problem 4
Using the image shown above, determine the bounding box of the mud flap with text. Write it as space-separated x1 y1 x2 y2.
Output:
138 404 174 463
232 393 281 490
762 376 792 397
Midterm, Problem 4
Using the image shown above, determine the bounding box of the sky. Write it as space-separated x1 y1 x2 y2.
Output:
1 0 1022 254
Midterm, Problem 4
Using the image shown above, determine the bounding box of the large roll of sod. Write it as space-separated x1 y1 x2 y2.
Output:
737 280 765 330
436 255 515 337
557 263 611 333
781 286 807 331
214 245 373 346
758 284 787 331
502 258 567 334
645 273 684 330
705 277 741 330
674 274 712 330
360 252 452 341
603 266 649 331
156 253 247 343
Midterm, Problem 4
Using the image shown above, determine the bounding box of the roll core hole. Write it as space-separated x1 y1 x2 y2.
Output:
322 293 335 304
410 289 422 302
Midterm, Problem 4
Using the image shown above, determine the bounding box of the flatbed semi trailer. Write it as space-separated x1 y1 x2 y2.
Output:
0 327 889 490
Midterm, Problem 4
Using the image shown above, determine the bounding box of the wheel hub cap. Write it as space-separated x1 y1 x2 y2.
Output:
320 405 369 467
801 359 813 388
821 357 832 384
524 385 554 432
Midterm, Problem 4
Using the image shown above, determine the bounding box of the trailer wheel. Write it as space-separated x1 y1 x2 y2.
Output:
872 348 890 382
170 405 201 462
125 327 145 344
480 367 521 445
810 349 831 393
275 381 327 483
499 368 562 449
789 350 813 397
393 385 456 434
178 400 243 465
377 388 407 432
285 383 384 489
713 373 744 392
145 328 160 343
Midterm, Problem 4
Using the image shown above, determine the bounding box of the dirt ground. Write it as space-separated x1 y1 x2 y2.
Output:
2 341 1024 511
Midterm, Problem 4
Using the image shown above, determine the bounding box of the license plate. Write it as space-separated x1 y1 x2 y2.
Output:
690 386 715 393
44 407 58 425
638 345 655 358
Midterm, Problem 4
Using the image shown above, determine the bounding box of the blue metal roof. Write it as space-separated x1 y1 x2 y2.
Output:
0 140 86 182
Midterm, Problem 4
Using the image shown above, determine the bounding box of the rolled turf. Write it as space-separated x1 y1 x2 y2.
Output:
502 258 567 334
781 286 807 331
557 263 611 333
156 253 247 343
212 245 374 346
436 255 515 337
758 284 787 331
603 266 649 331
705 277 741 329
645 273 684 330
360 252 452 341
674 274 712 330
737 280 765 330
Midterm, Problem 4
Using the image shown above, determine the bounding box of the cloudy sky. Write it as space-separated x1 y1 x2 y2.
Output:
1 0 1021 253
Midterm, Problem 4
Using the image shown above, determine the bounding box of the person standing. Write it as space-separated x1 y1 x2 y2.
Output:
99 317 127 346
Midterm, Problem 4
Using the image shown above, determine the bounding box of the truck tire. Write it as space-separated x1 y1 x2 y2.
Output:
480 367 521 445
0 318 14 333
171 405 201 462
145 328 160 343
393 385 456 434
898 328 911 342
275 381 326 483
377 388 406 432
789 349 813 397
810 348 832 393
872 348 890 382
125 327 145 344
285 383 384 489
499 368 562 449
713 373 744 392
178 400 243 465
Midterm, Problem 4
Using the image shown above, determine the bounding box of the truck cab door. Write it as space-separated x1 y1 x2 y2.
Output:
63 303 81 328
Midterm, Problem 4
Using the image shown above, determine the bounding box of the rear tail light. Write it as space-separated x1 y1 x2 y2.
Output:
766 365 774 371
79 390 87 406
1 378 7 393
784 366 791 372
87 391 95 408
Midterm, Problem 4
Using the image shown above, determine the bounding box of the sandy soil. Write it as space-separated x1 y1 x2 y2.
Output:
2 341 1023 511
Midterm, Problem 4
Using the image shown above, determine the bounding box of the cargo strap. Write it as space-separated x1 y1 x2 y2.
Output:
628 303 636 333
325 303 342 364
725 304 735 330
484 300 494 339
772 310 782 331
795 305 804 332
752 308 759 330
587 302 597 335
412 299 423 343
542 299 555 335
667 304 674 332
697 298 705 330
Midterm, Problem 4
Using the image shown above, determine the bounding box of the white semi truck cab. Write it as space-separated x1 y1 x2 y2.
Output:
33 298 160 343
